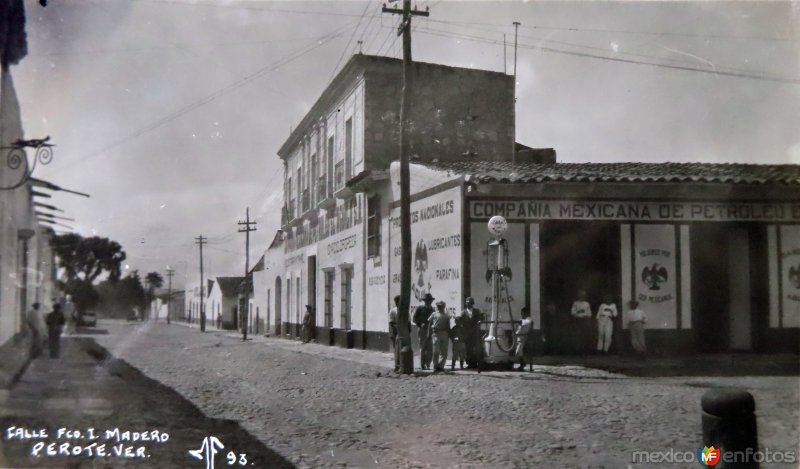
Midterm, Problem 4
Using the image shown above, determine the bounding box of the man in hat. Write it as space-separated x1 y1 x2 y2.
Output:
428 300 450 372
413 293 435 370
460 297 484 368
302 305 315 343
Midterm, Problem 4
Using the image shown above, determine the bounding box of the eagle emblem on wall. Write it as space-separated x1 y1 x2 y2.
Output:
642 264 668 291
790 265 800 290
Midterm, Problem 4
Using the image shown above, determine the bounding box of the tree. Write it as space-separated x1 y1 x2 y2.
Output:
97 271 147 319
144 272 164 320
51 233 127 314
51 233 127 284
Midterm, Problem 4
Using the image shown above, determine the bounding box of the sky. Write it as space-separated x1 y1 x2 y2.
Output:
13 0 800 289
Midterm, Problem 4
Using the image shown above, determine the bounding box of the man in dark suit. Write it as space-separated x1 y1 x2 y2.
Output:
460 297 484 369
413 293 435 370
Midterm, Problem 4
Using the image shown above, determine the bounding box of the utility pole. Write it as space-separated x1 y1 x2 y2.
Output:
195 235 207 332
383 0 429 375
165 267 174 325
512 21 521 167
238 207 257 341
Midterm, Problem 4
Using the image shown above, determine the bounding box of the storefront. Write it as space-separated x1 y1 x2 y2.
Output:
461 166 800 355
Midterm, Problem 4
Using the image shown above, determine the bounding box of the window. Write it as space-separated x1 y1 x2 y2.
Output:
327 135 335 198
340 268 352 330
345 118 353 179
367 195 381 258
311 153 318 205
324 270 334 328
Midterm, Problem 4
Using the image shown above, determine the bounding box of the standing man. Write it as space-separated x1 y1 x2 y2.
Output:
570 289 592 353
450 310 466 370
514 307 533 371
302 305 315 343
45 303 66 358
460 297 484 369
596 293 618 353
428 300 450 372
626 300 647 358
389 295 400 372
413 293 435 370
63 294 76 335
26 302 46 358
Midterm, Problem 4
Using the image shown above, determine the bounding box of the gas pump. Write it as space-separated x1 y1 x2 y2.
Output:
483 216 516 366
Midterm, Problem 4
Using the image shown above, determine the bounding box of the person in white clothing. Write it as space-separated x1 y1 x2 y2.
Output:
626 300 647 357
596 294 617 353
514 307 533 371
570 289 592 353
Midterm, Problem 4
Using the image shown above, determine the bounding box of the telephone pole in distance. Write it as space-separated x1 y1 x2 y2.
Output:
165 267 175 325
238 207 257 341
382 0 429 374
195 235 207 332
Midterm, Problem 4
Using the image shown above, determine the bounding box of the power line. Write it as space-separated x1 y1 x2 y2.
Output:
416 26 800 84
327 1 375 84
64 22 359 169
415 20 783 79
425 18 796 43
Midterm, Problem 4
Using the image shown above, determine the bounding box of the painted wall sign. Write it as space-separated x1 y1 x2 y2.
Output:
470 200 800 222
326 234 357 255
780 225 800 328
633 224 677 329
390 186 462 314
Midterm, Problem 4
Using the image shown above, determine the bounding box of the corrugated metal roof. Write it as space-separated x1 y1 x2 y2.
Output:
420 160 800 185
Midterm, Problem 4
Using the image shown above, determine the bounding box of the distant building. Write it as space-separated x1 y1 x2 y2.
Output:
207 277 245 330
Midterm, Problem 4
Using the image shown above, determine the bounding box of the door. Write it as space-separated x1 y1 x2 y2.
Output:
274 277 282 335
691 224 730 352
324 270 334 328
540 221 621 354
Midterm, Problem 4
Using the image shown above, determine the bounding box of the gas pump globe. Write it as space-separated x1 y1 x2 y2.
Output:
483 216 515 367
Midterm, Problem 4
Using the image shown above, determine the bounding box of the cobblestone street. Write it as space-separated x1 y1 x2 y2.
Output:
92 320 799 468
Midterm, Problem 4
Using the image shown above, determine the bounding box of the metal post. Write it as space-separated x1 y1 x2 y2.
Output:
195 235 207 332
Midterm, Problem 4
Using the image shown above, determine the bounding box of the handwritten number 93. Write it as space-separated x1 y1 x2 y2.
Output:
188 436 248 469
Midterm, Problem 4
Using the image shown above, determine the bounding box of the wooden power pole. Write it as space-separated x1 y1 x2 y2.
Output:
383 0 429 374
238 207 257 341
165 267 175 325
195 235 207 332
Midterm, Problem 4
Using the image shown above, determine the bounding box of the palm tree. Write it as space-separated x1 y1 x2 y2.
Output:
144 272 164 320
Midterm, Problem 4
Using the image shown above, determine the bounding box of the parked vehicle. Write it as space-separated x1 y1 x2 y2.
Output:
79 311 97 327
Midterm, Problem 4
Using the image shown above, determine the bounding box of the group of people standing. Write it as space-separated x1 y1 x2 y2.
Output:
390 294 514 373
570 289 648 356
26 296 73 360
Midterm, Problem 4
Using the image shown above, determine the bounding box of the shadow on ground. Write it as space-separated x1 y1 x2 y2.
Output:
530 353 800 377
0 338 295 468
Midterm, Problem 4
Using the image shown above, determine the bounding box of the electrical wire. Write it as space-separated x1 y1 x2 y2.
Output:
416 26 800 84
63 22 359 169
327 1 375 84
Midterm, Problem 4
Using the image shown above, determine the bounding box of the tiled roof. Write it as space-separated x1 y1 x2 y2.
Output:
214 276 246 297
421 160 800 185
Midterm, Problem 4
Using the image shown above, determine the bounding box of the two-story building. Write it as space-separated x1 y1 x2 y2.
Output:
256 53 800 355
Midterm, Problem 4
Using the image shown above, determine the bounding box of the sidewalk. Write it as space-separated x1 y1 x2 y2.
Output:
0 337 293 468
167 319 799 378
